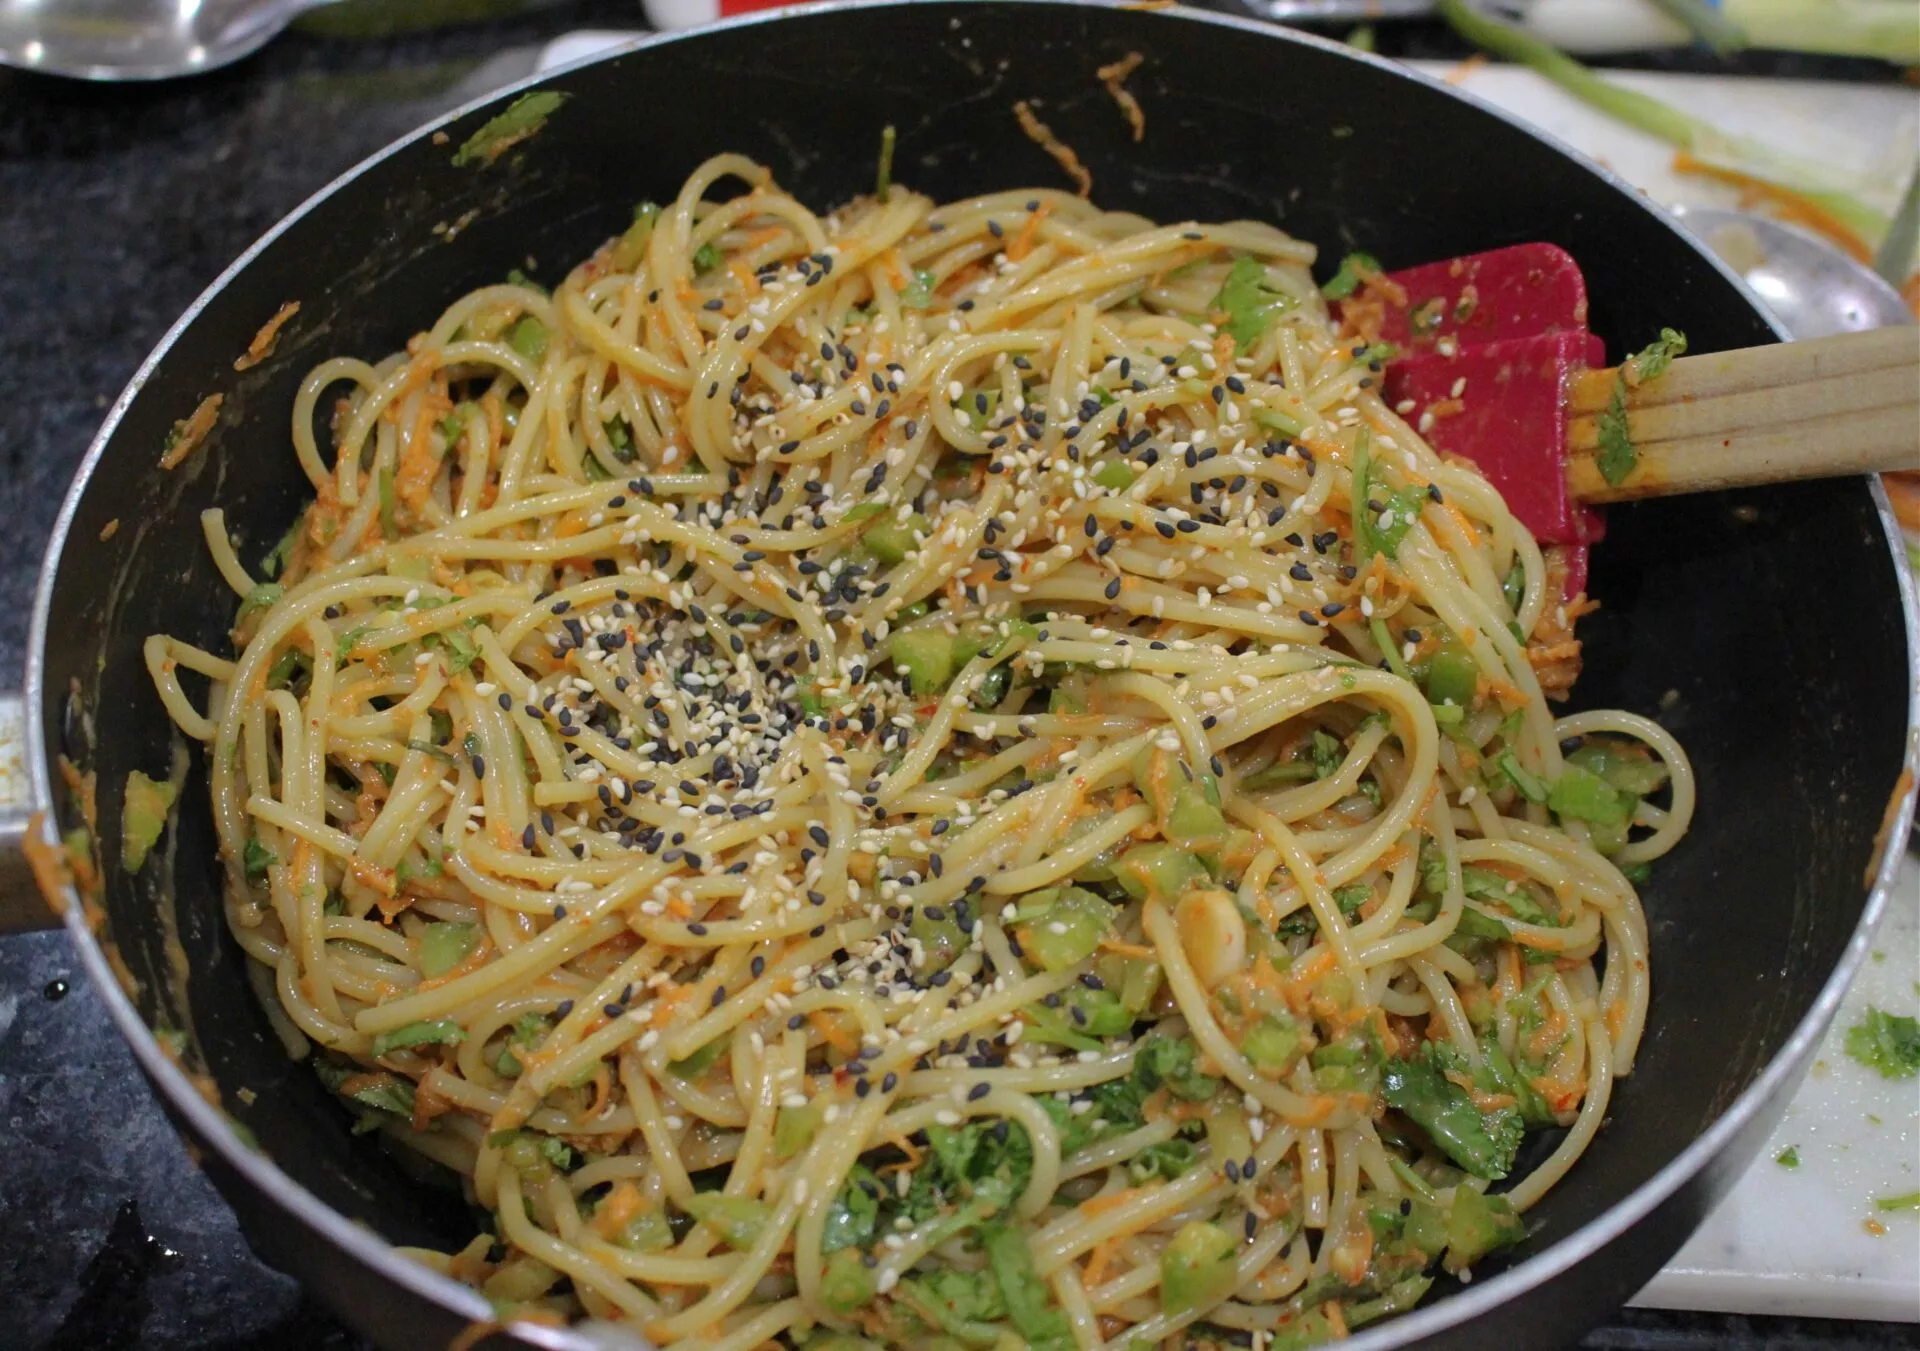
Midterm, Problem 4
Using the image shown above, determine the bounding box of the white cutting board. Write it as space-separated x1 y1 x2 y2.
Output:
535 33 1920 1319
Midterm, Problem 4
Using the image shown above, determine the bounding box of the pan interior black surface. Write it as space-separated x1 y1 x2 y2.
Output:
34 3 1911 1346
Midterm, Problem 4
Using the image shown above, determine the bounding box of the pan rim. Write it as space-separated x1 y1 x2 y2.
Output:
23 3 1920 1346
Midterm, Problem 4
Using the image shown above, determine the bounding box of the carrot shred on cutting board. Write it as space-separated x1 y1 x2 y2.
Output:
1671 151 1874 264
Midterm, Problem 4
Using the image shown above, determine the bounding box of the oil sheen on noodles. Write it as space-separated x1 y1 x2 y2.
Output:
149 153 1694 1350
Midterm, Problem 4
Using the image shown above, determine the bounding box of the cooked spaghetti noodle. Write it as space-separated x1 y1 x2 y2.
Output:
150 154 1694 1348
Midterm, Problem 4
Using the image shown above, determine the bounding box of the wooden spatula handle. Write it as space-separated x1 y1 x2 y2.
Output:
1565 327 1919 503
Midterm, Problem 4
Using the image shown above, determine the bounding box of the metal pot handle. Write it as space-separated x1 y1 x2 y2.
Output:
0 691 59 934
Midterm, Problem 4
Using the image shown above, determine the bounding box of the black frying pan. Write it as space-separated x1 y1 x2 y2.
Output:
10 4 1917 1347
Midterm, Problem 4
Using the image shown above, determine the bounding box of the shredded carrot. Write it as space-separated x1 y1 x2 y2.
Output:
808 1008 862 1057
1099 937 1157 960
1444 52 1487 86
1901 273 1920 319
1281 946 1335 1007
1081 1187 1146 1217
1671 151 1874 263
1083 1238 1117 1288
234 301 301 372
21 811 76 925
1012 100 1093 199
158 393 224 471
1096 52 1147 143
1005 201 1053 263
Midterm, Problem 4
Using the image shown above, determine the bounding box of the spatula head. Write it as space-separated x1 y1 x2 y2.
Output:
1369 244 1604 593
1374 241 1590 349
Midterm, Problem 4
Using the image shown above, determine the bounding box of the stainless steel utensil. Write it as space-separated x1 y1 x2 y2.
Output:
0 0 337 81
1672 204 1916 340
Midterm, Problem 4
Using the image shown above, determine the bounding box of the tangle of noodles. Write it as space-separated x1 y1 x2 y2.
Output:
150 155 1695 1349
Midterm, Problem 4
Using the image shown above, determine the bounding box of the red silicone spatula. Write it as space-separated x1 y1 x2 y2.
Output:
1358 244 1920 600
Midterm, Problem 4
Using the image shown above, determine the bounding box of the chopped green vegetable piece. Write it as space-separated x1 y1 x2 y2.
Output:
1159 1220 1240 1315
774 1104 821 1160
1775 1145 1801 1169
899 268 936 309
910 901 967 972
1252 407 1304 439
682 1192 770 1249
1382 1043 1524 1180
1502 560 1525 612
895 1268 1006 1344
1501 751 1552 805
1547 762 1634 824
668 1035 727 1080
418 921 479 977
259 518 300 579
1018 887 1113 971
1091 458 1136 491
1242 1013 1304 1077
451 91 568 168
235 582 283 629
864 512 928 564
983 1220 1075 1351
820 1246 877 1314
1403 1199 1449 1259
1425 641 1478 708
1876 1191 1920 1212
1241 757 1315 790
376 464 398 538
612 201 662 271
266 649 310 692
1595 382 1636 488
1322 251 1381 301
242 834 276 879
1351 429 1426 559
1371 616 1415 683
1310 1026 1384 1093
1844 1006 1920 1081
889 628 955 695
619 1209 673 1251
1567 742 1669 796
121 770 178 873
693 242 724 274
507 315 549 361
1596 331 1686 486
821 1164 881 1252
875 123 897 202
1113 842 1207 902
1627 327 1689 386
1474 1032 1556 1126
1442 1185 1527 1272
371 1019 467 1058
314 1058 414 1118
1311 729 1344 780
1450 907 1512 947
1136 1034 1221 1102
1126 1136 1200 1182
1211 255 1295 350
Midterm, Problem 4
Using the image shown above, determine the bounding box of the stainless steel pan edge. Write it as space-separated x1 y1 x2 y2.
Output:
13 2 1920 1346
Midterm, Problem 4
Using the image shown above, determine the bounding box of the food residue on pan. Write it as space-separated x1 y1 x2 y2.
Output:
159 394 223 471
1098 51 1147 142
1012 99 1092 198
451 91 570 168
234 300 301 372
99 519 119 541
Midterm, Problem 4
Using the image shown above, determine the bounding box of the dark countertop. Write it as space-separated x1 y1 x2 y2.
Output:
1 6 1916 1348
